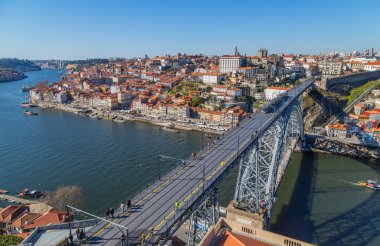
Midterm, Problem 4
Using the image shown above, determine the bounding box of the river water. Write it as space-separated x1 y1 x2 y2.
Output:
1 70 379 245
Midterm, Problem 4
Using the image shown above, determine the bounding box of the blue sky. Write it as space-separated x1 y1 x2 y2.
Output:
0 0 379 59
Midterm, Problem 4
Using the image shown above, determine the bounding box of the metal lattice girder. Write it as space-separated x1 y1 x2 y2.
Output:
234 99 304 218
187 188 219 246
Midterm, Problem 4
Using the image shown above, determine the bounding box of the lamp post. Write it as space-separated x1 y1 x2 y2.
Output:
66 206 72 240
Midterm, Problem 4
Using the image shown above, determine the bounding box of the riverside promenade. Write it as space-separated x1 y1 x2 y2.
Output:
33 101 229 134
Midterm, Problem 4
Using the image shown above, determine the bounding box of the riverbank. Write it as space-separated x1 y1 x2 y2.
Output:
0 68 27 82
34 101 227 135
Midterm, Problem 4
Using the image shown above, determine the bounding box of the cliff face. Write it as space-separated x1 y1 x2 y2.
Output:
0 58 41 72
303 89 344 132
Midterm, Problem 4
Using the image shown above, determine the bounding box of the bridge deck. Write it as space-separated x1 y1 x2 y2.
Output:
86 80 313 245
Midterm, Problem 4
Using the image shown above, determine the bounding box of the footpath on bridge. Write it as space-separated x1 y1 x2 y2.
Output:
81 80 314 245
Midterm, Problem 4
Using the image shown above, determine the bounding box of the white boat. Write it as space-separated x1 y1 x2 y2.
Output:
114 118 126 123
160 123 179 133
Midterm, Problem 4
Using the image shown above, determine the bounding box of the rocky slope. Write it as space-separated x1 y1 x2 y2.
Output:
303 89 346 132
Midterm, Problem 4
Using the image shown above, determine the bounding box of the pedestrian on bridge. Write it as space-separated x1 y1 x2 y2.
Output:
110 207 115 218
120 232 127 245
68 234 73 245
105 209 110 219
127 199 132 208
140 233 145 244
120 201 126 212
174 201 179 210
76 227 80 239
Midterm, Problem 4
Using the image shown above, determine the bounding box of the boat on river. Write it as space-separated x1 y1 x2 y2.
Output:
0 189 8 194
18 188 43 198
89 113 102 120
23 110 38 116
114 117 126 123
160 123 179 133
21 85 34 92
21 102 36 108
358 180 380 190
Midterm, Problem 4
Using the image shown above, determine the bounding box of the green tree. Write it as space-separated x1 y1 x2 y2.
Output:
205 86 212 93
0 235 23 246
190 97 201 107
168 90 176 95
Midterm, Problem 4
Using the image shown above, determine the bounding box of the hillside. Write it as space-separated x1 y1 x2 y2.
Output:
0 58 41 72
0 68 26 82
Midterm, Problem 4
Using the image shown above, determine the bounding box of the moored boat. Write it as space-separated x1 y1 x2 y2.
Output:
21 85 34 92
114 117 126 123
160 123 179 133
18 188 43 198
21 102 36 108
23 110 38 116
0 189 8 194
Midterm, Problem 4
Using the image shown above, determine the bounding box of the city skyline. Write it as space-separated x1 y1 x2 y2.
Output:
0 0 379 60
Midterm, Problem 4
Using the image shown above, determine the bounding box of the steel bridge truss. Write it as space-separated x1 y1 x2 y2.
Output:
187 188 219 246
234 98 304 228
150 97 305 245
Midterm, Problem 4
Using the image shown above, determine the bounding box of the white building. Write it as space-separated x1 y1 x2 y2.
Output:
320 61 343 76
237 67 254 77
364 61 380 71
264 86 290 100
226 88 242 97
326 124 348 139
219 55 244 74
202 72 221 84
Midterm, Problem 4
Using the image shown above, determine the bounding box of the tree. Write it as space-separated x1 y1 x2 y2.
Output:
43 186 85 210
190 97 201 107
0 235 23 246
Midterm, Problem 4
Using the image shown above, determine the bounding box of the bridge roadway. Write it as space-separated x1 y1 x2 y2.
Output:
86 80 314 245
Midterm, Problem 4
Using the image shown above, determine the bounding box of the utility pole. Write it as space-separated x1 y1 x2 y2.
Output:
201 129 204 148
202 164 205 194
66 206 72 240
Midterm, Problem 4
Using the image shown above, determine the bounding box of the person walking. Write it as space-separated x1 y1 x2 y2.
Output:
174 201 179 210
105 209 110 219
120 201 126 212
120 232 126 245
109 207 115 218
68 234 73 245
140 233 145 244
76 227 81 239
127 199 132 209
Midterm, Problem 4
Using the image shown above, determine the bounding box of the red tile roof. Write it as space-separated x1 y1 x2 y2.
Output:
23 211 67 230
216 231 273 246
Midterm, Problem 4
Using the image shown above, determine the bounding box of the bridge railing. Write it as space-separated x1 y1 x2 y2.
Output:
157 122 257 241
102 118 248 217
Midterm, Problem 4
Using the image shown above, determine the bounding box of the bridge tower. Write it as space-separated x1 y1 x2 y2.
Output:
233 97 304 229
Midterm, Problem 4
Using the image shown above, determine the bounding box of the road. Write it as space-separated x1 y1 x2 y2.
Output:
85 80 314 245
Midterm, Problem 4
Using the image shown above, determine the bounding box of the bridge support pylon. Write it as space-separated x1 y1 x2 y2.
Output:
187 188 219 246
233 98 304 230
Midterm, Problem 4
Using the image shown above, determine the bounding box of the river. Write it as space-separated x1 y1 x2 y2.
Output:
1 70 379 245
